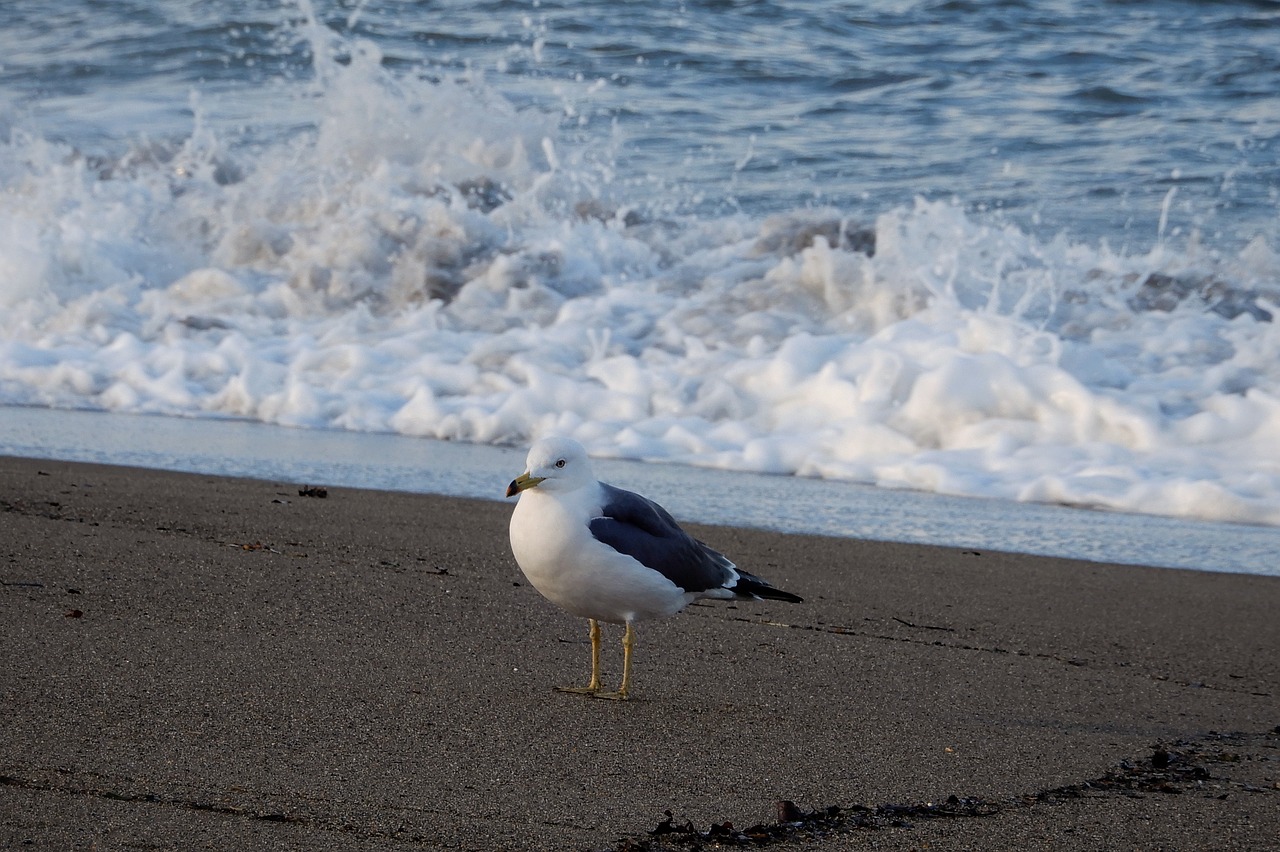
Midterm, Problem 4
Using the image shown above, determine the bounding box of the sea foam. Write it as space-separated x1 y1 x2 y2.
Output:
2 20 1279 529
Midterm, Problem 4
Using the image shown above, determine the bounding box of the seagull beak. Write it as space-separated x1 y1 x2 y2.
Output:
505 472 545 498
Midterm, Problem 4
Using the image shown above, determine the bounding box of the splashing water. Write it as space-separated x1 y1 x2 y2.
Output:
1 2 1279 528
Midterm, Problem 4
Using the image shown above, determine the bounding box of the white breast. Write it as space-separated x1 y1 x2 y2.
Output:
509 487 694 624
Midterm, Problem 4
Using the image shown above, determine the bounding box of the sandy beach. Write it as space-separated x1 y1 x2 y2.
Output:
1 455 1277 851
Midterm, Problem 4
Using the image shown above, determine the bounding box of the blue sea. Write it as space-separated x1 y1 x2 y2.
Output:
2 1 1279 574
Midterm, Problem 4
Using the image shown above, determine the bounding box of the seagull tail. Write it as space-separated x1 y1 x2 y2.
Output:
732 570 803 603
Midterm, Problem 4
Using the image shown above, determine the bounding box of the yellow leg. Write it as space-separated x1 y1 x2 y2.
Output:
555 618 602 695
595 621 634 701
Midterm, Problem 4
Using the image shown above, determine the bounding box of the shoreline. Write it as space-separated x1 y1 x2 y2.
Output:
2 455 1277 850
4 406 1279 577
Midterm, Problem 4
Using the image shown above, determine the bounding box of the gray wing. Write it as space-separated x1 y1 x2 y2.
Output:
588 483 736 594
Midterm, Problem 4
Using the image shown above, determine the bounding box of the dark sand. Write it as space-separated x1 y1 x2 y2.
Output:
1 455 1277 851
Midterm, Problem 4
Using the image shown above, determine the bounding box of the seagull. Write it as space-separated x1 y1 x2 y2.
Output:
505 436 802 700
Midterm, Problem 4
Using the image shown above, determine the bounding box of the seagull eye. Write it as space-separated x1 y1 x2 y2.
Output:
555 458 566 468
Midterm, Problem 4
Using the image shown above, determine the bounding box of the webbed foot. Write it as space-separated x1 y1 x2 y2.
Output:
592 689 630 701
555 685 601 696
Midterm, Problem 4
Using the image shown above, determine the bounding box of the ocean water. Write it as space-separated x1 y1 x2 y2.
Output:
5 406 1278 576
2 2 1280 545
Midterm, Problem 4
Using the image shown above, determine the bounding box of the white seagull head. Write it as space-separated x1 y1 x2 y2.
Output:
505 436 594 497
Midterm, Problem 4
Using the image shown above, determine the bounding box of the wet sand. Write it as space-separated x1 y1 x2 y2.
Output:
1 455 1277 851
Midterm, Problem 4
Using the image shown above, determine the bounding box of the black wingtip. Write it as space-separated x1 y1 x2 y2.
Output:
734 571 803 603
755 587 804 604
